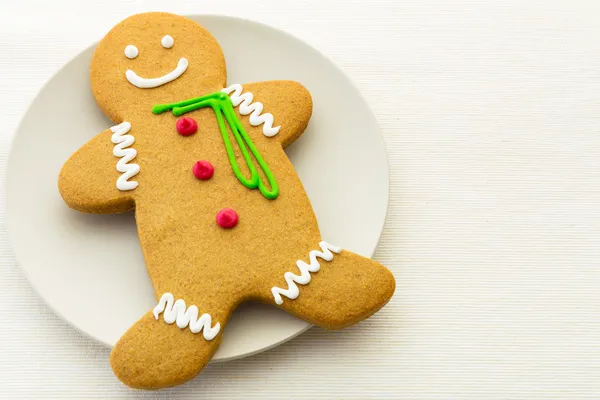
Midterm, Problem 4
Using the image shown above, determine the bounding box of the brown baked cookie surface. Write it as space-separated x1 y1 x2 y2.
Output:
58 12 395 390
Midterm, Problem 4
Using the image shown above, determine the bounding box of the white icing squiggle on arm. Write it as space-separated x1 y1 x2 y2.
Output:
222 84 281 137
110 122 140 191
153 293 221 341
272 241 342 305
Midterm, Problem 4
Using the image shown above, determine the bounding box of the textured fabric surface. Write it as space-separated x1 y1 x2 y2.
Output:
2 0 600 398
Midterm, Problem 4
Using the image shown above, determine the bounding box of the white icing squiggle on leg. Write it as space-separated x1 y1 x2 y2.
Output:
272 241 342 305
222 84 281 137
153 293 221 341
110 122 140 191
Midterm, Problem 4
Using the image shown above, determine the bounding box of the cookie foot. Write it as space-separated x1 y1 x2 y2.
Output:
269 245 396 329
110 306 222 389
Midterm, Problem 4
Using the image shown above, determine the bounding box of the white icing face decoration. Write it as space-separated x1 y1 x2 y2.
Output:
161 35 174 49
124 35 188 89
124 45 138 59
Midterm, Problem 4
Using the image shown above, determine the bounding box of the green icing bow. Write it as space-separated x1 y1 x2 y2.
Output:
153 91 279 200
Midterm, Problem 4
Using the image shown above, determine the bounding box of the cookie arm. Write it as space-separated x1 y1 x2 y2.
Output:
228 80 313 148
58 124 137 214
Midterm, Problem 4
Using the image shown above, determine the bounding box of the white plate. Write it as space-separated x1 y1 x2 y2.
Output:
6 14 389 362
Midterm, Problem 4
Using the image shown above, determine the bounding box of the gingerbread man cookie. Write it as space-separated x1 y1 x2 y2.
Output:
58 12 396 389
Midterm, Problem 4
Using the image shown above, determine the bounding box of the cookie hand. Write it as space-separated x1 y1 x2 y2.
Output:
58 123 138 214
228 80 313 148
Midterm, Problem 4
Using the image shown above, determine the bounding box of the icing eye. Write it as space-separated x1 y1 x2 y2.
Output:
124 45 138 59
161 35 174 49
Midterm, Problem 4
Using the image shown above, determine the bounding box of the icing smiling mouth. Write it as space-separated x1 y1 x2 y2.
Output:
123 36 186 89
126 57 189 89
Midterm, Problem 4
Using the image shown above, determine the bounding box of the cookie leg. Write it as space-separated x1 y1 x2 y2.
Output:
268 242 396 329
110 294 227 389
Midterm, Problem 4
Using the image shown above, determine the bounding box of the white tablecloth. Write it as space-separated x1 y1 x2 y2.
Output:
1 0 600 398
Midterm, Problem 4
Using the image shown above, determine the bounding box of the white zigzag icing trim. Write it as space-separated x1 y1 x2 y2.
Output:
222 83 281 137
110 122 140 191
271 241 342 305
152 293 221 341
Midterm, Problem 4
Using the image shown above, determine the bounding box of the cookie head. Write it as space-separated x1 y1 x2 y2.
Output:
91 12 226 121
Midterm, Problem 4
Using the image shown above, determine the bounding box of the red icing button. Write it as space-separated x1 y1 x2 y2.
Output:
216 208 238 229
176 117 198 136
193 160 214 180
